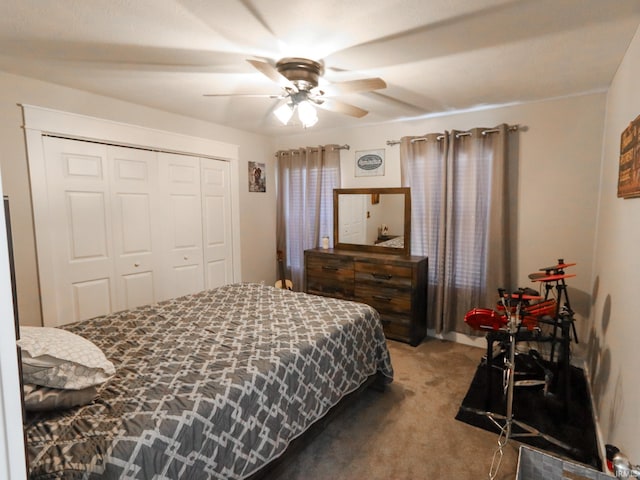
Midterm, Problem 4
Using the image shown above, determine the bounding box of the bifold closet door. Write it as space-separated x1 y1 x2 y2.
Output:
39 139 234 325
201 158 233 288
109 146 162 312
43 137 115 325
158 152 205 299
42 139 163 325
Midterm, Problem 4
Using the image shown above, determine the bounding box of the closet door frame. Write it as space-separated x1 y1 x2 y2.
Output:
22 105 242 325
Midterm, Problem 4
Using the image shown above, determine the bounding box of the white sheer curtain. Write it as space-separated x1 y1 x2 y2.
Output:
276 145 341 290
401 125 511 334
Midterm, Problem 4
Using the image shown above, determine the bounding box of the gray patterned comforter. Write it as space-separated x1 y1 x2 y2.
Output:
25 283 394 479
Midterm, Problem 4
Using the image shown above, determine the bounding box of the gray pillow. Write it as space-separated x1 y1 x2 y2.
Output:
23 383 98 412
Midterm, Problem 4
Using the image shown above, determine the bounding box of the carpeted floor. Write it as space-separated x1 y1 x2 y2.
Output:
455 348 601 469
270 338 520 480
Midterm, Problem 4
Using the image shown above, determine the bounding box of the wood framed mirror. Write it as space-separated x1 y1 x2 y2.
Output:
333 187 411 256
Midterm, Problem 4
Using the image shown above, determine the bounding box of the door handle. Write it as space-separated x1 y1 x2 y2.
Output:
372 295 393 302
372 273 392 280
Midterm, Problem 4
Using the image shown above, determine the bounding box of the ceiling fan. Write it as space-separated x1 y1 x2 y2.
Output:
204 57 387 127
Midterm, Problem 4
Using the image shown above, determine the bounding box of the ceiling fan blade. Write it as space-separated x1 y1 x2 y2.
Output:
203 93 283 98
247 59 298 92
316 98 368 118
321 77 387 96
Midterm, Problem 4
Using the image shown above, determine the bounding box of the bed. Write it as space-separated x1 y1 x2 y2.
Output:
375 235 404 248
22 282 394 479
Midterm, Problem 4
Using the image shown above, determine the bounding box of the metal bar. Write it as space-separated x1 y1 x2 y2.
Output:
275 150 302 157
275 144 350 157
482 125 520 135
386 124 520 146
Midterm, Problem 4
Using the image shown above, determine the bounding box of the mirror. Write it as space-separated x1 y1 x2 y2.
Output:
333 187 411 256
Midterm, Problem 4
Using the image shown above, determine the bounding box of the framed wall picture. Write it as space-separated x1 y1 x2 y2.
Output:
355 149 385 177
618 114 640 199
248 161 266 192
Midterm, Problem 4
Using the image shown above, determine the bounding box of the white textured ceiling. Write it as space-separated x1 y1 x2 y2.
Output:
1 0 639 136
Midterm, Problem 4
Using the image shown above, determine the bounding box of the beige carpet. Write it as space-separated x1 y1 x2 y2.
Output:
271 338 520 479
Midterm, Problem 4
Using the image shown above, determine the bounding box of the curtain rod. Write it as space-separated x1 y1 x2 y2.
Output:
274 144 350 157
386 124 520 146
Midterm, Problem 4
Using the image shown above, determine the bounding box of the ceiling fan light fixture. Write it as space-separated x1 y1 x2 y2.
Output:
210 56 384 128
274 102 294 125
297 100 318 128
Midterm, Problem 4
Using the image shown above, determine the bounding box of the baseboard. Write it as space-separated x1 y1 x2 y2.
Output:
426 329 486 348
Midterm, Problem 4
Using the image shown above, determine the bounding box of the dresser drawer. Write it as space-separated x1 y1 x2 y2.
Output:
379 314 412 342
354 283 411 315
354 262 413 289
379 311 411 328
306 254 354 299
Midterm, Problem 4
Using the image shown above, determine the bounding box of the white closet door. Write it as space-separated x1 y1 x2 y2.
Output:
109 146 161 312
158 152 204 299
201 158 233 288
43 137 114 325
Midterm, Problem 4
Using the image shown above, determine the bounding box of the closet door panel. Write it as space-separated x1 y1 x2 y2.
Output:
158 152 204 299
172 195 201 247
118 194 151 253
67 191 109 260
201 159 233 289
121 272 155 308
43 137 114 325
73 279 112 321
109 146 160 312
172 265 204 298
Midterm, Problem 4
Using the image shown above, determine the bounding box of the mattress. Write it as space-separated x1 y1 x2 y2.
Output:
24 283 394 479
376 235 404 248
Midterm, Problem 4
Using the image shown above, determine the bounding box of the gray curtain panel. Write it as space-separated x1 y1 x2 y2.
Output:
401 125 511 334
276 145 341 290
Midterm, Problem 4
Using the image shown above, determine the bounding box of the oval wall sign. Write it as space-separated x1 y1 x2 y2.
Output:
357 154 383 170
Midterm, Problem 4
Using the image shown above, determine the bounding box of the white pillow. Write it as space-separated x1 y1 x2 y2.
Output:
18 327 115 390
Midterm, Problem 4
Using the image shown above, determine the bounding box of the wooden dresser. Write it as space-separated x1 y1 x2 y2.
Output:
304 248 428 346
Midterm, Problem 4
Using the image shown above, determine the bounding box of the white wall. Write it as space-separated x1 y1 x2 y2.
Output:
0 71 277 327
590 25 640 461
0 171 27 480
275 93 606 348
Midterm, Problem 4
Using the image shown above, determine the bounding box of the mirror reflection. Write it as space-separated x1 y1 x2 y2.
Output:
338 193 405 248
333 187 411 256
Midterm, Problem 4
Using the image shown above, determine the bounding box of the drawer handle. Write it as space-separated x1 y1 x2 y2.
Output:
322 266 339 271
372 273 393 280
372 295 393 302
